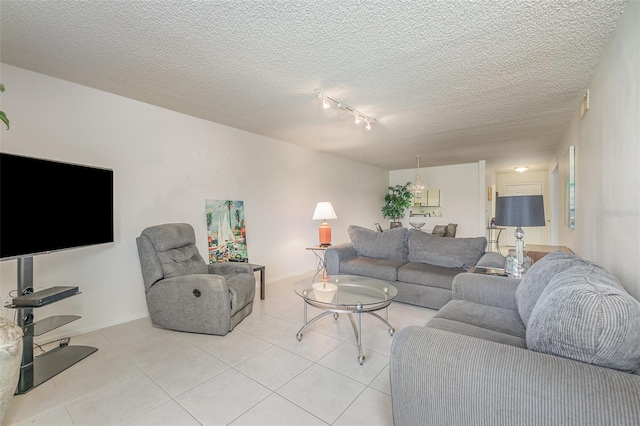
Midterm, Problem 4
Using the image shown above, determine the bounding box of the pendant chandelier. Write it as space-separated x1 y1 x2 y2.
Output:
410 155 425 197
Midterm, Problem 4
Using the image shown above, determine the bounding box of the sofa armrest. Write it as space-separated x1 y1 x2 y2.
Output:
452 272 520 310
325 243 357 275
390 327 640 426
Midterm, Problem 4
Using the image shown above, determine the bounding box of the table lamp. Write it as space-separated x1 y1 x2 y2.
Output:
312 202 337 247
495 195 545 278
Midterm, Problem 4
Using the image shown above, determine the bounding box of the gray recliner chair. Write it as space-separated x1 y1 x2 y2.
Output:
136 223 255 335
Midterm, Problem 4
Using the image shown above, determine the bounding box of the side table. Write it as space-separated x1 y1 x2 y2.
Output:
306 246 327 280
486 227 505 253
248 264 266 300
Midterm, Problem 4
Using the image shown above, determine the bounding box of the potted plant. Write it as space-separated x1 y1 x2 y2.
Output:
382 182 413 228
0 84 9 130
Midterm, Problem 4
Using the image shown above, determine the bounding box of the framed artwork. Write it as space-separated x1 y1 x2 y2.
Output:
205 200 248 262
564 146 576 229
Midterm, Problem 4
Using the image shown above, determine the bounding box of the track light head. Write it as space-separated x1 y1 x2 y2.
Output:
315 89 375 130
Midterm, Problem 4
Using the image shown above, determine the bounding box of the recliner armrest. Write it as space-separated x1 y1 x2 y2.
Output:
325 243 357 275
208 262 253 276
452 272 520 310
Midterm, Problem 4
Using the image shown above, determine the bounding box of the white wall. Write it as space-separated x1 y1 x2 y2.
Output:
552 1 639 300
389 162 482 237
0 64 389 337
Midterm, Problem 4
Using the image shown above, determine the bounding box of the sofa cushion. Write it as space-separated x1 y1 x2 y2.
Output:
428 299 526 348
527 265 640 373
407 229 486 269
397 262 464 290
515 251 591 326
347 225 408 260
339 256 407 281
475 252 506 269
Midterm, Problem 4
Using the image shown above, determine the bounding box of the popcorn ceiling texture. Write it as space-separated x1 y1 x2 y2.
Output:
0 0 628 171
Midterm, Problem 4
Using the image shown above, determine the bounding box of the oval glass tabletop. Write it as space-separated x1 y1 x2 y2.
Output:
294 275 397 308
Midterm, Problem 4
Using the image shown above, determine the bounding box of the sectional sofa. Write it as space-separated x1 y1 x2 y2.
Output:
390 251 640 425
325 225 500 309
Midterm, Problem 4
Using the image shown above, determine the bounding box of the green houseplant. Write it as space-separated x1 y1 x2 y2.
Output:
0 84 8 130
382 182 413 228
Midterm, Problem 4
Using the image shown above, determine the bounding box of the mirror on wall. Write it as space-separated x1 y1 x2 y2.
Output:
410 189 441 217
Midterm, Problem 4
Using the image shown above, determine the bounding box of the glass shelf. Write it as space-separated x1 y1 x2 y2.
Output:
24 315 82 337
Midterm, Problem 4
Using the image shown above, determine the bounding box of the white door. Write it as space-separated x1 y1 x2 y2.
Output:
501 183 546 247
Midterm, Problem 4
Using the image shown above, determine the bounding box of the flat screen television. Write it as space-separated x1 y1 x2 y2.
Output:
0 153 114 260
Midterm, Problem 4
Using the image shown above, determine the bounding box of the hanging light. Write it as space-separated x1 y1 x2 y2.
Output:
354 113 361 124
410 155 426 197
365 120 371 130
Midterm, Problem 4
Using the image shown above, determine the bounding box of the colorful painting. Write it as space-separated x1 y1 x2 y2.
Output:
205 200 248 262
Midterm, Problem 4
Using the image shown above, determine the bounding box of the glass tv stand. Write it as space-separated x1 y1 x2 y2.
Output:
6 257 97 394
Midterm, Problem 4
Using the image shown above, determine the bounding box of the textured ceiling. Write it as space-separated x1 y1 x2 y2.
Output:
0 0 628 171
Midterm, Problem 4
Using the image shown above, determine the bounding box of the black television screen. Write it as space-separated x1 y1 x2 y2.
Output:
0 153 114 260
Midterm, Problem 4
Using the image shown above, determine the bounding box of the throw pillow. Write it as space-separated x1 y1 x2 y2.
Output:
407 229 486 269
527 265 640 373
515 251 591 326
347 225 408 260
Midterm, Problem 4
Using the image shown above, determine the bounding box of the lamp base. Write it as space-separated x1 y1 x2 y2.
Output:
512 226 525 278
318 221 332 246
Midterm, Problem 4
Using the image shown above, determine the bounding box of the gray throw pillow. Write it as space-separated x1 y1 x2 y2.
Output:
515 251 591 326
347 225 408 260
407 229 486 269
527 265 640 373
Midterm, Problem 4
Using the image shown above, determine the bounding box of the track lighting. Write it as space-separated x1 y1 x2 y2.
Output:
315 89 376 130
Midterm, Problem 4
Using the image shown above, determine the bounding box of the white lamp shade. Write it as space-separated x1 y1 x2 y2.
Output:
312 202 337 221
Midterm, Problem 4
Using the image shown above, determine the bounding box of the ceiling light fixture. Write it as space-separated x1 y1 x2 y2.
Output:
514 166 529 173
410 155 426 197
315 89 376 130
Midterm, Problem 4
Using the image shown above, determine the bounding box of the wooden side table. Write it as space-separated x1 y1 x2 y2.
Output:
524 245 574 263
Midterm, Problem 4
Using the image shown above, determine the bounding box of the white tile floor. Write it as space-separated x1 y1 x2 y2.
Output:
4 272 437 426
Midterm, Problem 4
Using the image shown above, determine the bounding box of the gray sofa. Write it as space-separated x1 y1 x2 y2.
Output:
325 225 500 309
390 251 640 425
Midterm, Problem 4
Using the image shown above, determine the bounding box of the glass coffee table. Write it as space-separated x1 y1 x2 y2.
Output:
294 275 397 365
